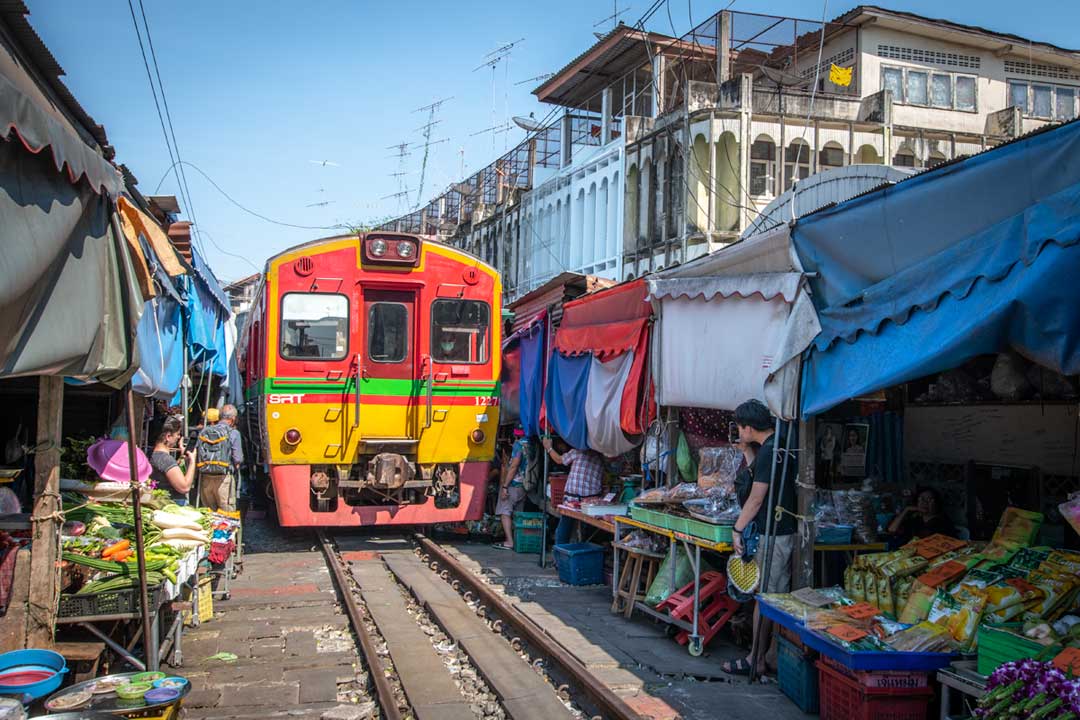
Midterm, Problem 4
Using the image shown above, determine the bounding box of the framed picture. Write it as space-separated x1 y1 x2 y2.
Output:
840 423 869 477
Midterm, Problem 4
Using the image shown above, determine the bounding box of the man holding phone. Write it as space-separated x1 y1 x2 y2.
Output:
722 399 797 677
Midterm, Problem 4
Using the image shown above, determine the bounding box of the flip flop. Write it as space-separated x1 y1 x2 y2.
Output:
722 658 753 676
492 543 513 551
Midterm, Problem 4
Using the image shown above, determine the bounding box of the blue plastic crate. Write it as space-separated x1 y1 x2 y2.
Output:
553 543 604 586
778 635 819 713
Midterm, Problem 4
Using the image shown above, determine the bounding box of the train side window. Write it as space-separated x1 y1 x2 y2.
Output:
431 299 489 364
280 292 348 360
368 302 408 363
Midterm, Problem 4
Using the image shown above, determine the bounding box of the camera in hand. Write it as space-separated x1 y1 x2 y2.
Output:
186 429 199 451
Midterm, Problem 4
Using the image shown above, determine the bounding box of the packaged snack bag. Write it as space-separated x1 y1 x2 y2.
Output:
991 507 1044 549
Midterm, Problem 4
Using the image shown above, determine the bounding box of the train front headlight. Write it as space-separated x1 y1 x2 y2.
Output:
396 241 415 258
370 239 388 257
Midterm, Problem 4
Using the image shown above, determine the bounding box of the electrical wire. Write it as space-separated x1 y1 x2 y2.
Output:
135 0 206 258
155 160 348 232
196 227 261 273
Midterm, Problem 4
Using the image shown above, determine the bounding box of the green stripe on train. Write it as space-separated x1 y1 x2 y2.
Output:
256 378 499 397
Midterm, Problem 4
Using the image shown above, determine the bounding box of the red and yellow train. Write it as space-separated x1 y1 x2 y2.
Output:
238 232 501 527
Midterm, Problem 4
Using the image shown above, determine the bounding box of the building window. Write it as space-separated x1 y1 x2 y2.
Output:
1009 81 1029 113
280 293 348 360
1032 85 1053 118
431 299 490 364
906 70 929 105
882 66 904 101
1057 87 1076 120
783 141 811 191
820 145 845 169
931 74 952 108
749 139 776 196
1008 79 1078 120
956 76 977 111
893 150 916 167
367 303 408 363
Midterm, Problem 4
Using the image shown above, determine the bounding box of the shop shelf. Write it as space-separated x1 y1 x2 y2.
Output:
553 543 604 585
778 635 819 713
818 658 934 720
976 624 1062 676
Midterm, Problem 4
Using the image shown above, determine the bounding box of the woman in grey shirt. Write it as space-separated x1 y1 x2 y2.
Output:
149 416 197 504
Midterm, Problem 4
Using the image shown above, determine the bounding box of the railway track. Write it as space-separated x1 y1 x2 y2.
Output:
317 530 640 720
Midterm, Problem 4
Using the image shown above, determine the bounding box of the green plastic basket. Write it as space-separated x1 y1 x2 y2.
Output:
513 511 544 529
976 624 1062 676
513 526 543 554
629 505 732 544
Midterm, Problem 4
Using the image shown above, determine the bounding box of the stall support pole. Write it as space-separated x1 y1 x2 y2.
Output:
26 376 63 647
181 345 190 438
795 416 816 589
749 417 791 683
539 312 552 569
125 386 156 671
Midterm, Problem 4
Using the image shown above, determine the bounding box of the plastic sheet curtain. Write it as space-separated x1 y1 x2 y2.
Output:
132 292 184 400
796 119 1080 415
517 315 547 438
545 280 653 457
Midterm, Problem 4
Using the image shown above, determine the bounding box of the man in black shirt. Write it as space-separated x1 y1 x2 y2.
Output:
723 399 797 676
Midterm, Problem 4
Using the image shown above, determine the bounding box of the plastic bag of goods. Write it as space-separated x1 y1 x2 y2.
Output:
697 446 742 492
991 507 1044 549
928 587 987 651
990 351 1033 400
644 551 713 606
1057 493 1080 539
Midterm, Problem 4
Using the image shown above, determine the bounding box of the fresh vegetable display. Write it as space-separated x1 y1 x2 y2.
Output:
976 659 1080 719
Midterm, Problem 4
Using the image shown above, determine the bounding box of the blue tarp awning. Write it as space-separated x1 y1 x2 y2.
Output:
132 294 185 400
797 120 1080 415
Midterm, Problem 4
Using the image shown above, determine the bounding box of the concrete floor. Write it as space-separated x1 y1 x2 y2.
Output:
416 540 815 720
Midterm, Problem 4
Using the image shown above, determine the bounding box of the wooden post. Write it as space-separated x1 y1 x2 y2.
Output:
795 416 816 589
26 376 63 646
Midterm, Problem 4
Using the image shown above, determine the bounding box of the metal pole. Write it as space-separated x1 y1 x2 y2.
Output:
125 386 155 671
749 418 794 683
539 312 552 568
180 344 189 437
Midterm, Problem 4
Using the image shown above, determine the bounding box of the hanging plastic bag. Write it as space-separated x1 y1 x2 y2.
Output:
675 431 697 483
644 551 713 607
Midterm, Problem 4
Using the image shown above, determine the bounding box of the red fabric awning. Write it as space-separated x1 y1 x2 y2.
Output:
553 278 652 360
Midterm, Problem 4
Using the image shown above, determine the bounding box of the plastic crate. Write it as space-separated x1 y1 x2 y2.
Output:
183 576 214 625
977 624 1062 676
58 583 163 619
553 543 604 585
778 635 819 713
629 504 668 527
513 511 544 529
514 526 543 554
817 659 933 720
816 525 854 545
629 506 732 543
821 656 929 689
547 474 568 508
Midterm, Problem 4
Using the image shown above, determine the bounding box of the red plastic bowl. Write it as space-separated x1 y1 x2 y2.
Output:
0 669 55 685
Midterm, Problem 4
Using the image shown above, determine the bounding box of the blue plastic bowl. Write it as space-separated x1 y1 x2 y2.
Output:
0 649 68 699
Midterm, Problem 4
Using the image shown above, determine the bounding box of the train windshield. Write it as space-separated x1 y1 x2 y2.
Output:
280 292 348 360
431 299 489 364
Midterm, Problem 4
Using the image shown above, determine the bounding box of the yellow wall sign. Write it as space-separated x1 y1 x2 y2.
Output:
829 63 853 87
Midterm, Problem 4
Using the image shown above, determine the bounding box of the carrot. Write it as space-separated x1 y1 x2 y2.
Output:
102 540 130 559
112 549 133 562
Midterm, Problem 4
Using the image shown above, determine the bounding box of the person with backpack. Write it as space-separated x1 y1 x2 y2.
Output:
196 406 242 511
495 428 531 550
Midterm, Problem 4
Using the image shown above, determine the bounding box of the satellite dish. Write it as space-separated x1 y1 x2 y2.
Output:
760 65 812 88
513 115 544 132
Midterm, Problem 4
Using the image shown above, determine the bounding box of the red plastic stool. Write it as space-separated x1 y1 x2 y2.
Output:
656 571 739 651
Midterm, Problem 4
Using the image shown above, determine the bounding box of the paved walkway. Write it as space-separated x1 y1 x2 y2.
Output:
168 517 373 719
432 542 813 720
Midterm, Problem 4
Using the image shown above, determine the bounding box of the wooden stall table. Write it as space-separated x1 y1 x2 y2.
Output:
613 516 733 656
813 542 888 586
552 505 616 543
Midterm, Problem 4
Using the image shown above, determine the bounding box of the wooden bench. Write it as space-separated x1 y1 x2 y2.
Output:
51 641 106 684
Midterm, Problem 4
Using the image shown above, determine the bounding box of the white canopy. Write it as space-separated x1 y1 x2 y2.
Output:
646 226 820 420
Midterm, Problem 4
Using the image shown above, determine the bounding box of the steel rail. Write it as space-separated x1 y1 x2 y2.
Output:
317 530 403 720
415 534 640 720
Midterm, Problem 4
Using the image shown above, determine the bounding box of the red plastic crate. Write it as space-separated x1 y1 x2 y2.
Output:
821 656 930 689
817 659 933 720
548 474 568 508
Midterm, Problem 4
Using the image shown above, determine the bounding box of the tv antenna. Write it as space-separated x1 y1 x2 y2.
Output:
474 39 524 154
386 141 413 208
412 97 452 209
594 4 631 30
470 121 512 139
309 159 340 167
515 72 554 87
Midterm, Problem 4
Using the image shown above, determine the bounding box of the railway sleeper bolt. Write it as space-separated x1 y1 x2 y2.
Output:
463 591 474 603
440 570 449 580
532 658 544 670
430 561 440 571
475 605 487 618
557 684 571 701
510 637 523 652
451 580 461 591
491 619 503 633
421 554 430 563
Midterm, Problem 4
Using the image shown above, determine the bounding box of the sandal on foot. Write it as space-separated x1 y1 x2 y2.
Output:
722 659 753 676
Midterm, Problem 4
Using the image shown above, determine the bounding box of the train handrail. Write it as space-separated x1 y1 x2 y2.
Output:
353 352 361 428
423 355 433 430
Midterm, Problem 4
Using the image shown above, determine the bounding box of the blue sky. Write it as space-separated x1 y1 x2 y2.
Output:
25 0 1077 282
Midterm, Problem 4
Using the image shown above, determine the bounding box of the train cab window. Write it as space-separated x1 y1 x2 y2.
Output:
368 302 408 363
431 300 489 364
280 293 348 360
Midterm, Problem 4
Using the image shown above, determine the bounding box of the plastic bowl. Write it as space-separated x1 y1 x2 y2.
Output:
115 682 152 700
152 676 189 691
144 687 180 704
0 669 55 685
0 649 67 700
131 671 165 684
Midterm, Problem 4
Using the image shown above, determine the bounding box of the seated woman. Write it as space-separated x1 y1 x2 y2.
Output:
887 487 956 544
